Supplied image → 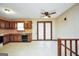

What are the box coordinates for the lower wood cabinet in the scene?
[28,33,32,42]
[3,34,10,44]
[3,33,32,45]
[9,34,21,42]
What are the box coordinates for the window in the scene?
[17,23,24,31]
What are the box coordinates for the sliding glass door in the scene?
[45,22,52,40]
[38,23,44,40]
[37,21,52,40]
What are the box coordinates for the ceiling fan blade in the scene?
[51,12,56,14]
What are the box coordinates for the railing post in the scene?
[58,39,61,56]
[75,40,78,56]
[65,40,67,56]
[70,40,72,56]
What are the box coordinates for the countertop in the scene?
[0,32,32,36]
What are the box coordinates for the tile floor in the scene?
[0,41,57,56]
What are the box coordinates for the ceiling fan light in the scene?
[2,8,16,14]
[43,16,48,18]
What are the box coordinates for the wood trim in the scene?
[58,39,79,40]
[32,40,57,41]
[44,22,45,40]
[58,39,61,56]
[37,22,39,40]
[51,21,52,40]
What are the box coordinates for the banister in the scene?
[58,39,79,56]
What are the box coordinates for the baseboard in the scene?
[32,39,57,41]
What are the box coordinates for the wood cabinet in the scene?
[25,21,32,29]
[9,34,21,42]
[3,34,10,44]
[28,33,32,42]
[0,19,32,44]
[9,21,16,29]
[0,19,5,29]
[0,19,32,30]
[0,19,10,29]
[9,33,32,42]
[5,21,10,29]
[3,33,32,45]
[14,34,21,42]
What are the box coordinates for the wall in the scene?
[55,4,79,39]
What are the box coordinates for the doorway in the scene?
[37,21,52,40]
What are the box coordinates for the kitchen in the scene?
[0,17,32,46]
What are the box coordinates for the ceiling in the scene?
[0,3,75,19]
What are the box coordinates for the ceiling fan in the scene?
[41,9,56,18]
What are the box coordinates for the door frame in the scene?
[37,21,52,40]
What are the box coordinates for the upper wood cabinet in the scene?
[0,19,10,29]
[0,19,5,29]
[25,21,32,29]
[9,21,16,29]
[5,21,10,29]
[0,19,32,30]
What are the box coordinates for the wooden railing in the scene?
[58,39,79,56]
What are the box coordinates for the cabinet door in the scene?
[0,21,5,29]
[13,35,18,41]
[5,21,10,29]
[3,35,10,44]
[28,33,32,42]
[3,36,6,44]
[14,34,21,42]
[9,22,16,29]
[9,34,14,42]
[9,22,12,29]
[9,34,21,42]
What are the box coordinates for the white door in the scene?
[45,23,51,40]
[38,23,44,40]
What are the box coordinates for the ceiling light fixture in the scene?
[43,16,49,18]
[2,8,16,14]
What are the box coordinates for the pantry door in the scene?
[37,21,52,40]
